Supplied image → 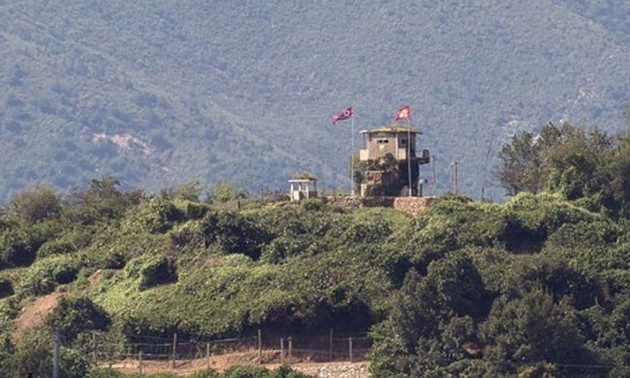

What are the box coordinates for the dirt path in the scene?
[104,352,370,377]
[11,288,64,343]
[104,352,261,375]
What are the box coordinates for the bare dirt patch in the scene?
[102,350,369,377]
[12,288,65,343]
[11,269,106,343]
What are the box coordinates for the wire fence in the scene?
[88,329,372,373]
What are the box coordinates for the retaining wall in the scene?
[325,196,437,216]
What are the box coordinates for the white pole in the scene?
[407,119,412,197]
[351,115,355,196]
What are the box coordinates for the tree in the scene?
[480,289,604,376]
[370,253,493,376]
[543,126,613,202]
[609,137,630,218]
[9,186,61,224]
[495,123,630,217]
[496,130,546,195]
[209,181,248,203]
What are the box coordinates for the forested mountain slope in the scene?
[0,1,628,202]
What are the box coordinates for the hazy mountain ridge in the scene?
[0,1,628,202]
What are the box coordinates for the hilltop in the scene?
[1,173,630,376]
[0,1,629,202]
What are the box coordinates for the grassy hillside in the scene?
[2,179,630,375]
[0,1,629,202]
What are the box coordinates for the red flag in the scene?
[394,105,411,121]
[332,106,354,124]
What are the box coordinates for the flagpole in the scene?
[407,118,412,197]
[351,115,355,196]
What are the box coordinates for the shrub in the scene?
[125,255,177,290]
[0,279,14,299]
[141,198,183,234]
[19,255,80,296]
[202,211,270,260]
[185,202,210,220]
[37,238,77,257]
[58,347,91,378]
[8,186,61,224]
[261,236,305,264]
[0,229,39,267]
[222,365,273,378]
[87,368,125,378]
[185,368,220,378]
[8,327,89,378]
[46,296,111,344]
[37,228,93,258]
[269,365,314,378]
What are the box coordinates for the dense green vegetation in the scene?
[1,124,630,376]
[1,1,629,202]
[496,122,630,218]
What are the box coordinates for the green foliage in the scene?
[88,368,126,378]
[184,368,220,378]
[496,128,546,195]
[140,198,183,234]
[221,365,273,378]
[5,177,630,376]
[0,228,37,267]
[58,347,91,378]
[7,327,89,378]
[124,255,177,290]
[201,210,271,260]
[8,185,62,224]
[93,365,310,378]
[46,296,111,344]
[210,182,248,204]
[37,227,94,258]
[0,279,14,299]
[268,365,314,378]
[185,201,211,220]
[405,199,506,267]
[63,177,142,224]
[218,365,312,378]
[480,290,605,376]
[19,255,79,296]
[370,253,492,376]
[497,123,630,218]
[161,181,204,202]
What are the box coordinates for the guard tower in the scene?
[357,126,430,197]
[289,177,318,202]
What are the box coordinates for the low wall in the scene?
[325,196,437,215]
[393,196,438,215]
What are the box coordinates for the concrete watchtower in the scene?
[357,126,430,197]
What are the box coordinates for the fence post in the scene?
[329,328,333,361]
[138,350,143,374]
[280,337,284,365]
[206,343,210,368]
[171,333,178,369]
[257,329,262,364]
[288,336,293,361]
[53,330,60,378]
[349,337,353,362]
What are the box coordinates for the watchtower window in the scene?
[377,139,389,144]
[400,138,408,146]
